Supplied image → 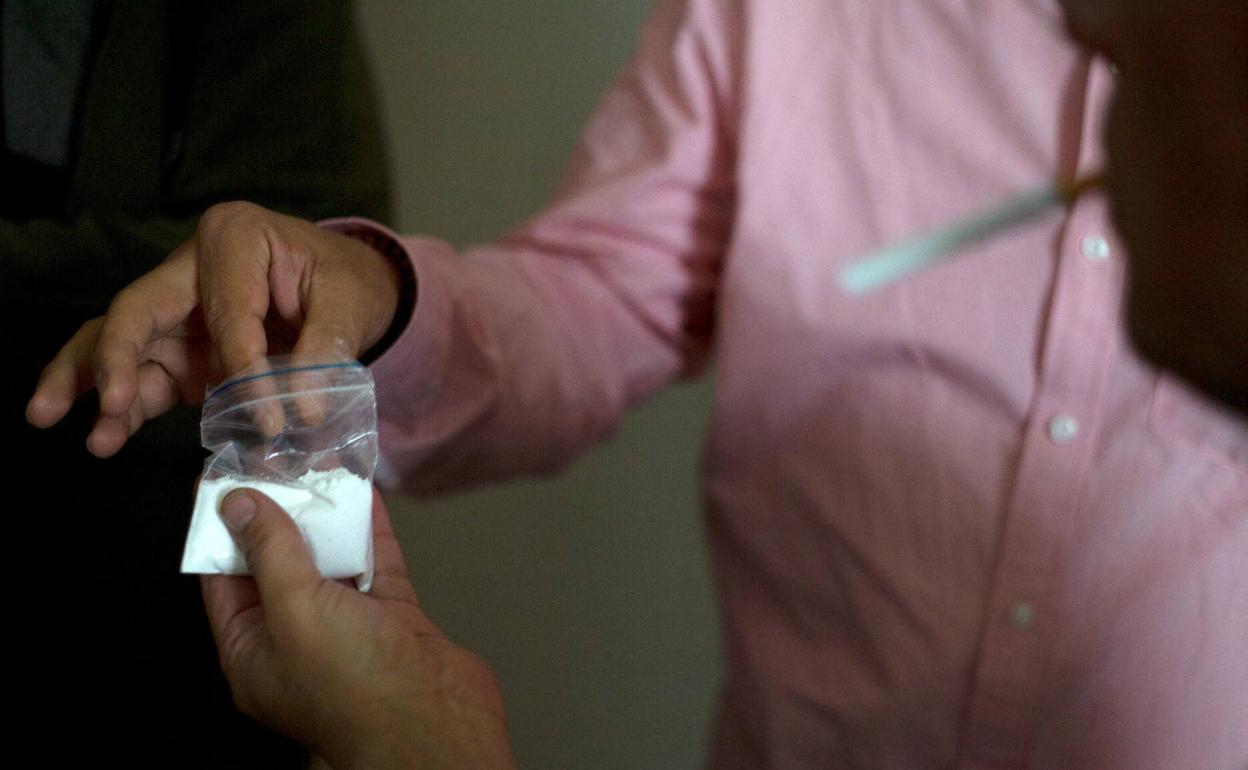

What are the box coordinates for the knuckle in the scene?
[199,300,235,332]
[106,286,144,318]
[54,318,102,363]
[217,626,251,675]
[199,200,261,234]
[200,304,263,356]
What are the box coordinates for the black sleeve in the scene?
[1,0,391,313]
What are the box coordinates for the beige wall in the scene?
[355,3,721,768]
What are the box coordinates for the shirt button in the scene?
[1009,602,1036,628]
[1048,415,1080,444]
[1081,234,1111,262]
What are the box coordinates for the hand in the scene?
[203,488,515,770]
[1060,0,1248,412]
[25,202,402,457]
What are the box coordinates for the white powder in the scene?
[182,468,374,591]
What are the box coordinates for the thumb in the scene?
[220,489,322,626]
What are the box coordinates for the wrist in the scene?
[334,697,514,770]
[319,219,418,363]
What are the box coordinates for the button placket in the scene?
[962,193,1121,766]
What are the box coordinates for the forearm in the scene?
[382,238,707,493]
[358,0,738,494]
[338,700,516,770]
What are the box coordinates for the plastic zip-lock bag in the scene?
[181,356,378,591]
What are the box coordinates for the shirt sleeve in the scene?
[329,0,741,494]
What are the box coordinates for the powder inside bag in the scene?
[182,468,373,586]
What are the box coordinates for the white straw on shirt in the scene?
[839,173,1105,296]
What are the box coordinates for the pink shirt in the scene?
[332,1,1248,766]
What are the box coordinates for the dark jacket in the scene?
[0,2,390,765]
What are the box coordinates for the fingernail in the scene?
[221,491,257,532]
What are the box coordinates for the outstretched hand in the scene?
[26,202,402,457]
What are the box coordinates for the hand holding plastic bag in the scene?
[182,356,378,590]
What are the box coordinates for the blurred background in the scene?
[355,2,721,768]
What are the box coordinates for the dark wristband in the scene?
[339,225,417,365]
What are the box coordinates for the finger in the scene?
[366,493,419,604]
[137,360,189,418]
[83,363,184,458]
[219,489,322,630]
[195,205,287,435]
[288,263,371,426]
[26,319,102,428]
[93,248,200,418]
[147,324,216,406]
[200,467,262,646]
[198,471,263,648]
[85,413,130,459]
[209,357,286,440]
[201,574,262,650]
[285,356,331,428]
[196,203,274,379]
